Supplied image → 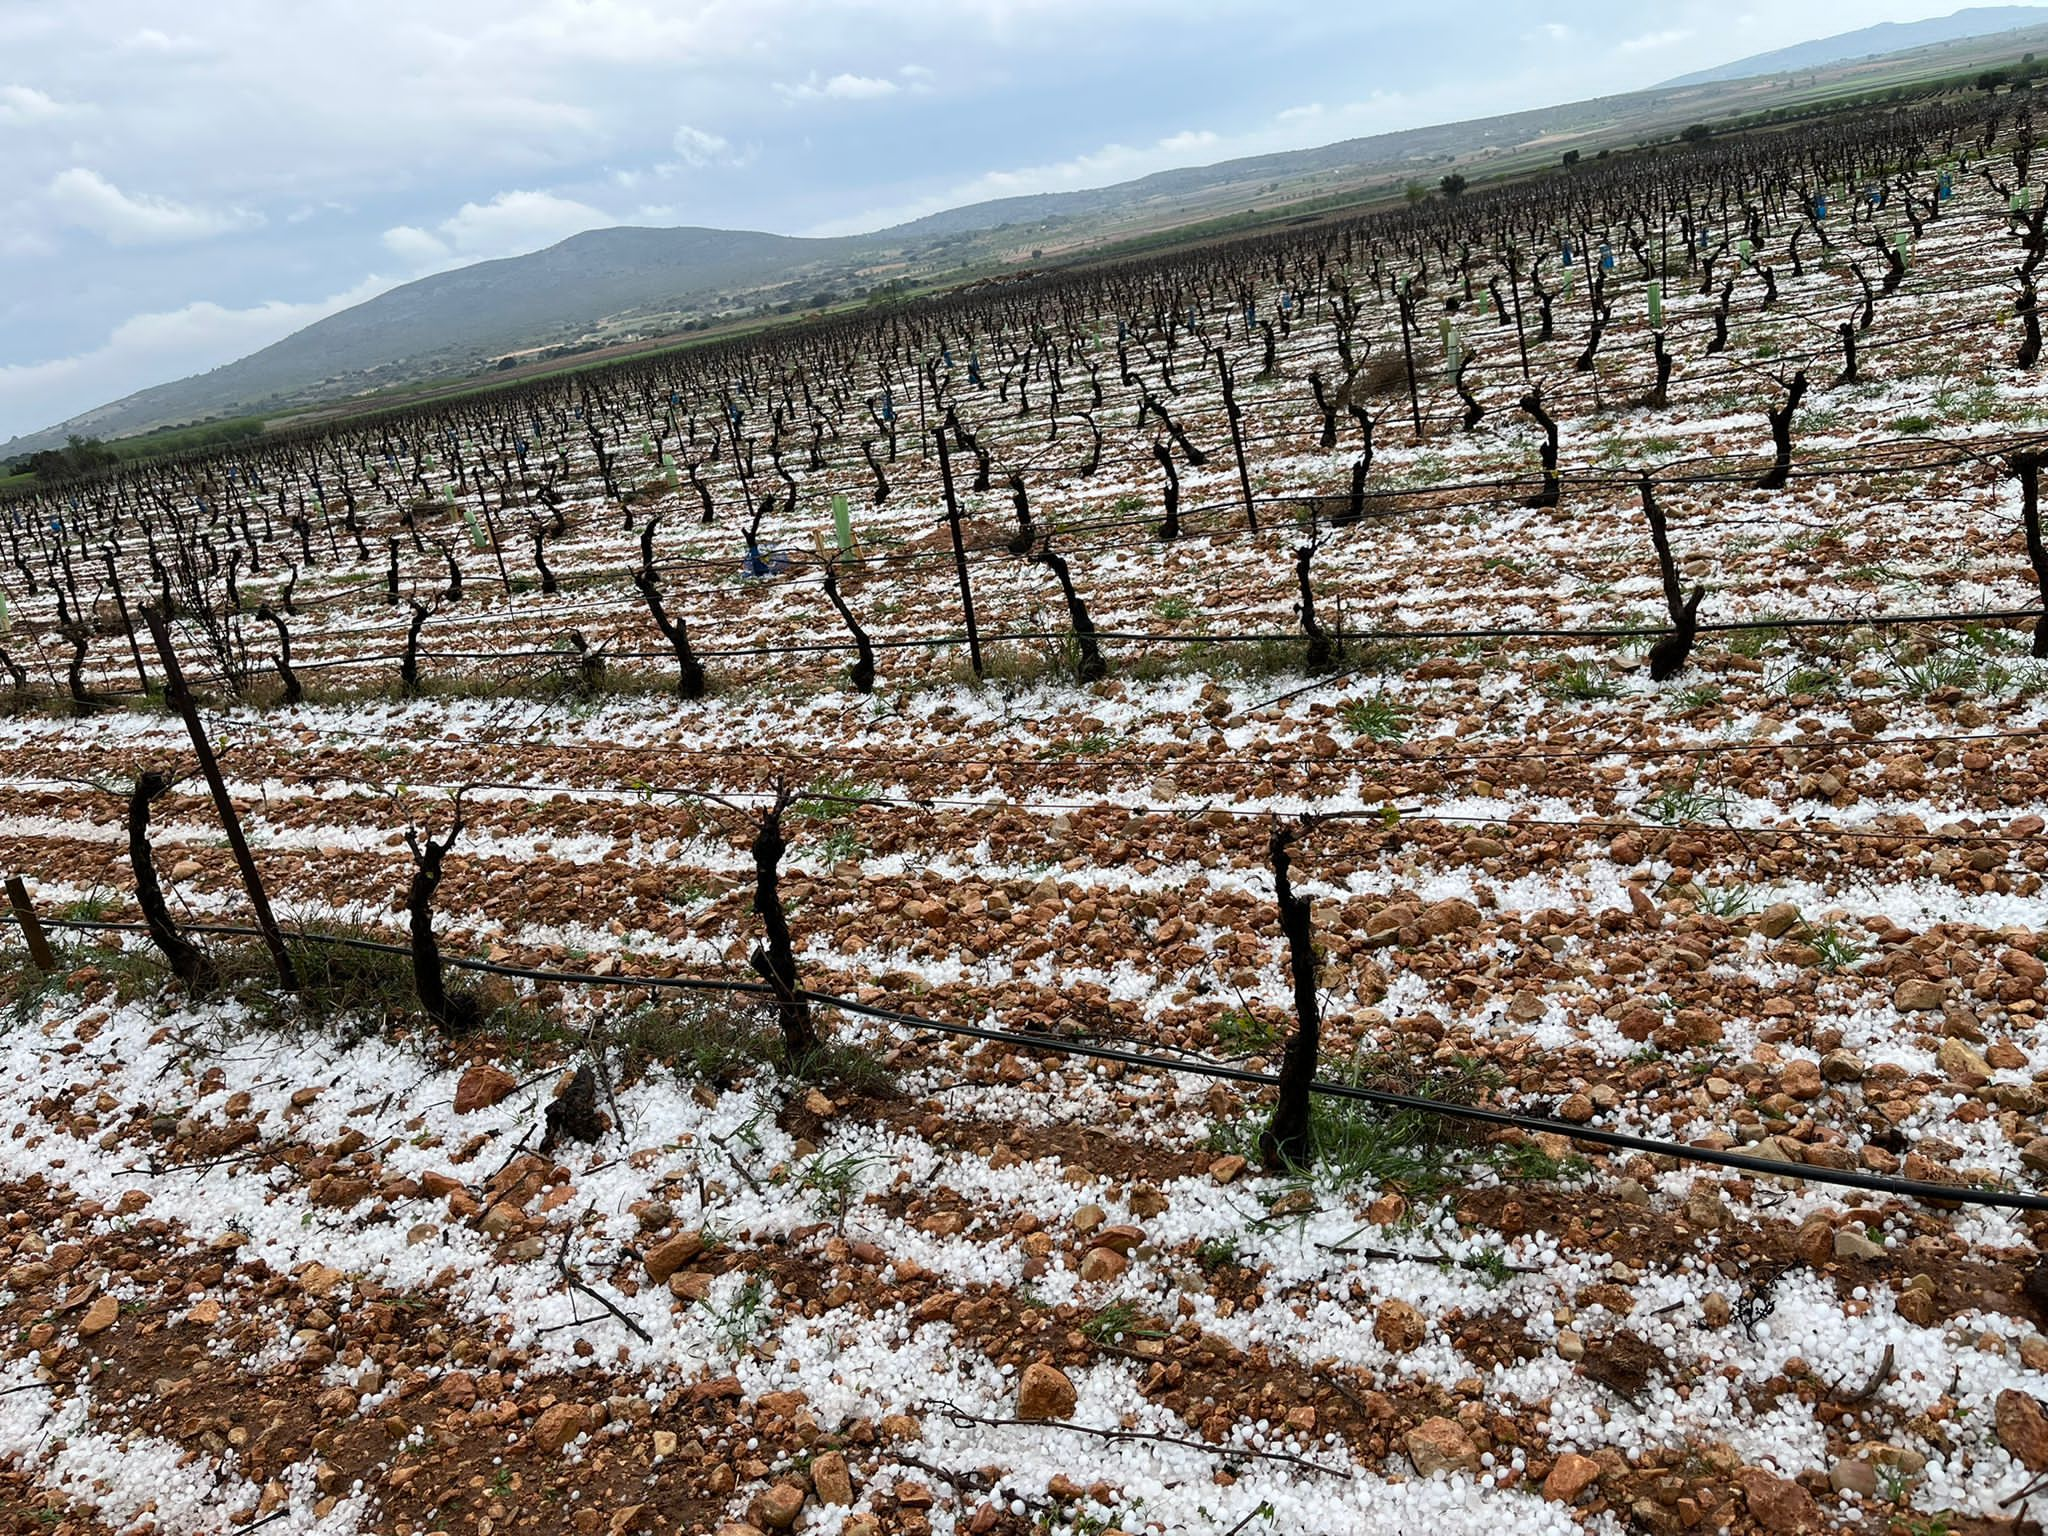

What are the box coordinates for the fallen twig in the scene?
[922,1398,1350,1479]
[145,1145,273,1178]
[1999,1466,2048,1510]
[893,1453,983,1491]
[551,1221,652,1343]
[1312,1364,1373,1416]
[707,1128,767,1197]
[473,1123,535,1197]
[1317,1241,1542,1275]
[1836,1343,1894,1405]
[561,1273,653,1343]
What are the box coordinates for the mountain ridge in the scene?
[14,8,2048,459]
[1658,5,2048,87]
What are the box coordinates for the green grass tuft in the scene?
[1339,695,1406,741]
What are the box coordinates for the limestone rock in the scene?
[751,1483,806,1531]
[78,1294,118,1337]
[811,1450,853,1506]
[532,1402,588,1454]
[1753,902,1802,940]
[643,1230,704,1285]
[1373,1299,1426,1353]
[1543,1451,1601,1502]
[1735,1467,1821,1533]
[1997,1389,2048,1471]
[1079,1246,1127,1283]
[1828,1458,1877,1497]
[1016,1362,1077,1422]
[1779,1059,1823,1100]
[1819,1049,1866,1083]
[1894,980,1946,1013]
[1937,1038,1990,1080]
[454,1063,518,1114]
[1406,1416,1480,1477]
[1897,1286,1940,1327]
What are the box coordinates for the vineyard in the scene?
[9,88,2048,1536]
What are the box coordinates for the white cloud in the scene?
[610,125,752,184]
[810,127,1223,234]
[824,73,898,99]
[0,85,82,124]
[46,168,261,246]
[284,201,352,226]
[108,279,391,353]
[673,124,734,166]
[1617,28,1693,53]
[381,188,613,270]
[0,226,56,261]
[776,72,900,102]
[119,28,205,54]
[474,2,716,65]
[0,274,397,442]
[381,225,455,267]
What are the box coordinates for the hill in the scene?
[26,227,872,450]
[1661,5,2048,87]
[14,11,2048,459]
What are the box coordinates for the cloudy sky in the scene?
[0,0,2034,442]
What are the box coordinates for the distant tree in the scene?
[1680,123,1713,144]
[1978,69,2010,92]
[1403,181,1428,204]
[1561,149,1581,168]
[23,434,119,484]
[1439,172,1469,199]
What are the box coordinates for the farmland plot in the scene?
[7,94,2048,1536]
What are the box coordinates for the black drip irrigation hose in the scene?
[23,913,2048,1213]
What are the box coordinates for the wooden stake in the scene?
[1216,350,1259,533]
[472,486,514,598]
[141,608,300,991]
[1506,246,1532,383]
[1396,283,1424,442]
[5,876,56,972]
[934,424,983,678]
